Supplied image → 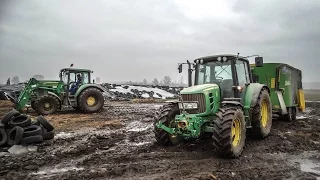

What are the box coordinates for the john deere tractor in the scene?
[14,66,105,115]
[153,54,272,158]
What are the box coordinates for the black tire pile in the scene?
[0,109,55,147]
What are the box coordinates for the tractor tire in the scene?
[34,95,60,115]
[212,106,246,158]
[0,129,8,146]
[250,88,272,139]
[153,103,182,146]
[78,88,104,113]
[7,126,24,146]
[23,125,43,137]
[8,114,31,129]
[1,109,20,128]
[37,116,54,131]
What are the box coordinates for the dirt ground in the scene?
[1,95,320,179]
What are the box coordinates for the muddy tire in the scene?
[78,88,104,113]
[37,116,54,131]
[23,125,43,137]
[20,135,43,145]
[34,95,60,115]
[0,129,8,146]
[7,126,24,146]
[250,88,272,139]
[42,128,55,140]
[212,106,246,158]
[153,103,182,146]
[1,109,20,127]
[8,114,31,129]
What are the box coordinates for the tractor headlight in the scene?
[178,102,198,109]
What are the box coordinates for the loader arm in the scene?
[15,78,39,111]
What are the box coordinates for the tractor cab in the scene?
[59,68,93,95]
[179,54,263,99]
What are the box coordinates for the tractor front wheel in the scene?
[250,88,272,139]
[212,106,246,158]
[34,95,60,115]
[153,103,182,146]
[78,88,104,113]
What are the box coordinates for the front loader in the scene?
[153,54,272,158]
[13,65,105,115]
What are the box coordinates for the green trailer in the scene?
[250,63,305,121]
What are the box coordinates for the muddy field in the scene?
[1,96,320,179]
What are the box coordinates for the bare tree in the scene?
[143,79,148,85]
[152,78,159,85]
[162,76,171,86]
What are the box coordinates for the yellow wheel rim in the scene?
[87,96,96,106]
[261,99,269,128]
[231,118,241,147]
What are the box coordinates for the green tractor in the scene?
[153,54,272,158]
[14,65,105,115]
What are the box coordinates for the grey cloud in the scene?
[0,0,319,84]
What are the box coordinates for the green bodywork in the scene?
[14,68,105,111]
[250,63,302,111]
[156,83,268,138]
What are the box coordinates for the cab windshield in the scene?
[196,61,232,85]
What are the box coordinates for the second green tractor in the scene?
[14,66,105,115]
[153,54,272,158]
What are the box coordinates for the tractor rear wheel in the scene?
[250,88,272,139]
[78,88,104,113]
[153,103,182,146]
[212,106,246,158]
[34,95,60,115]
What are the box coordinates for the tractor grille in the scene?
[181,93,206,114]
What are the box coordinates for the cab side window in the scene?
[235,61,250,86]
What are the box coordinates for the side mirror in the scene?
[178,64,182,73]
[255,57,263,67]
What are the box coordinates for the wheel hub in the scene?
[86,96,96,106]
[232,118,241,147]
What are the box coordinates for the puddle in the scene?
[55,132,75,139]
[32,166,84,175]
[300,160,320,178]
[126,121,151,132]
[296,115,308,120]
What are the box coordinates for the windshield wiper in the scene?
[212,61,231,76]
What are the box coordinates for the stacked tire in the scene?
[0,109,55,147]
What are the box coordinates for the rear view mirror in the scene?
[178,64,183,73]
[255,57,263,67]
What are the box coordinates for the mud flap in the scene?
[276,91,287,115]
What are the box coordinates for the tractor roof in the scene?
[194,54,248,63]
[60,68,92,73]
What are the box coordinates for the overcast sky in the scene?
[0,0,319,84]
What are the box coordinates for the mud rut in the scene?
[1,102,320,180]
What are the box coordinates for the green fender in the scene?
[242,83,270,126]
[243,83,270,109]
[74,84,105,98]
